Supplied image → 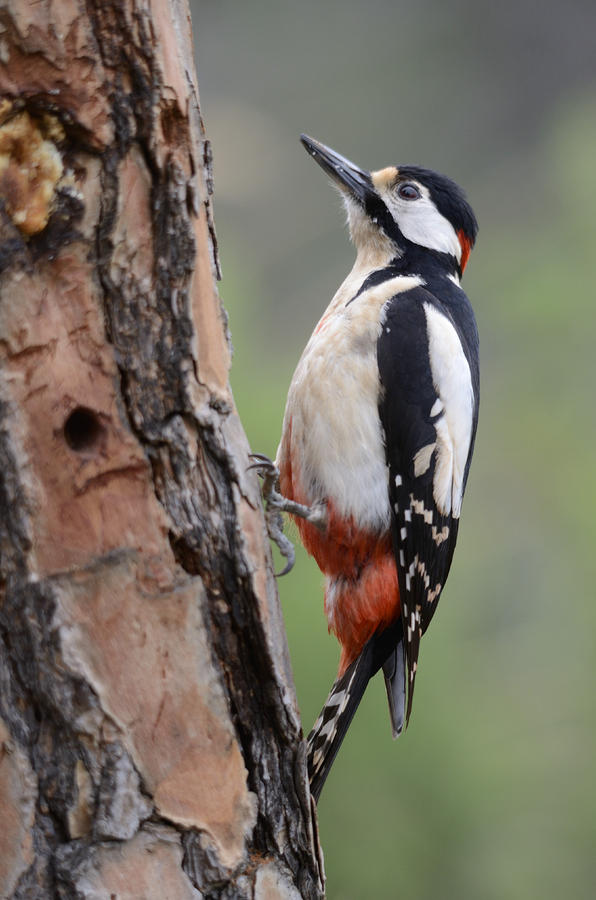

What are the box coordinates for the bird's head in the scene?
[301,134,478,277]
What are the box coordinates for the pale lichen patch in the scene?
[0,98,13,126]
[67,759,94,839]
[0,110,64,235]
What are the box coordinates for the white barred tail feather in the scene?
[308,620,403,801]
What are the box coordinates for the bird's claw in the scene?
[248,452,281,499]
[249,453,295,575]
[248,452,327,576]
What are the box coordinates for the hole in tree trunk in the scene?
[63,407,106,453]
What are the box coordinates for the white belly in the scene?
[278,273,422,532]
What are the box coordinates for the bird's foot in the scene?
[249,453,327,527]
[248,453,327,576]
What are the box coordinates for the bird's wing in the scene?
[377,284,479,722]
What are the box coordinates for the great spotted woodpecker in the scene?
[261,135,479,801]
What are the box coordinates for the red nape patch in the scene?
[458,229,473,274]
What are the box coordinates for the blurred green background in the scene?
[190,2,596,897]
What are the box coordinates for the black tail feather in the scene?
[382,637,406,738]
[307,619,403,802]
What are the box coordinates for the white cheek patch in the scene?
[382,183,462,261]
[423,302,474,517]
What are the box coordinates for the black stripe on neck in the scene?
[346,246,460,308]
[346,262,405,306]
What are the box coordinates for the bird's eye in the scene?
[397,182,421,201]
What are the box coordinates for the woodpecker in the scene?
[265,135,479,801]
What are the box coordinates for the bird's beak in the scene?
[300,134,374,206]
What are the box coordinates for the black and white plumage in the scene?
[379,277,479,722]
[274,136,479,800]
[308,619,403,800]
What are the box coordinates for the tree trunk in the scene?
[0,2,323,897]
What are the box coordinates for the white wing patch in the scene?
[423,302,474,518]
[413,442,436,476]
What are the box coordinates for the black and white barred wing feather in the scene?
[378,286,479,723]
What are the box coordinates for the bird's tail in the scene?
[307,619,403,802]
[382,636,406,738]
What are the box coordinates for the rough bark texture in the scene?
[0,2,324,897]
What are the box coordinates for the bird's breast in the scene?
[277,272,422,533]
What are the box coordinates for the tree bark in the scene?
[0,2,323,897]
